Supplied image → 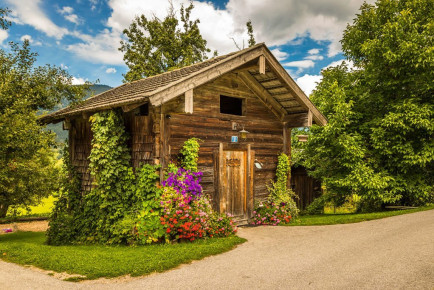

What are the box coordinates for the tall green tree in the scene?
[300,0,433,208]
[0,9,88,217]
[119,2,211,82]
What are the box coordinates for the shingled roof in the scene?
[40,43,327,126]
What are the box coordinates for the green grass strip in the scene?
[0,232,245,281]
[287,205,434,226]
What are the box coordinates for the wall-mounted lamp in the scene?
[239,127,249,139]
[254,159,263,169]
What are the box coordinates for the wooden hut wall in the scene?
[291,166,322,209]
[69,118,92,192]
[164,72,284,207]
[123,111,154,168]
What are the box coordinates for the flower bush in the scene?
[158,187,236,242]
[162,168,203,203]
[251,201,292,225]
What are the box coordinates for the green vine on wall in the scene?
[266,153,299,216]
[179,138,200,172]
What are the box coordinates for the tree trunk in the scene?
[0,203,9,218]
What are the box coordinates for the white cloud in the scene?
[106,67,117,74]
[102,0,371,62]
[90,0,98,11]
[71,76,87,85]
[0,30,8,44]
[60,63,69,70]
[19,34,42,46]
[58,6,80,24]
[67,29,124,65]
[305,54,324,61]
[226,0,372,57]
[20,34,32,42]
[58,6,74,15]
[5,0,68,39]
[284,60,315,69]
[308,48,321,55]
[271,48,289,61]
[65,14,80,24]
[296,74,322,96]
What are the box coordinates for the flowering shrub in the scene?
[157,179,237,242]
[251,201,292,225]
[162,168,203,203]
[208,213,237,237]
[160,188,206,241]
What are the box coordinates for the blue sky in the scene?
[0,0,367,95]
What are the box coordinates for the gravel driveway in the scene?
[2,210,433,290]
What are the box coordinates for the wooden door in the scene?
[218,144,254,221]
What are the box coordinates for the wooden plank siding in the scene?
[69,118,92,192]
[291,166,322,209]
[164,72,284,208]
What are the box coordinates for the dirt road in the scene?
[2,210,433,289]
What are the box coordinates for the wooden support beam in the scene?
[122,102,144,113]
[218,143,225,213]
[259,55,266,74]
[283,112,313,128]
[184,89,193,114]
[238,71,286,121]
[307,110,313,127]
[62,118,71,130]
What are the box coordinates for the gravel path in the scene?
[2,210,433,290]
[0,221,48,234]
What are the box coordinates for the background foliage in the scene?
[0,9,88,218]
[119,2,211,82]
[298,0,433,209]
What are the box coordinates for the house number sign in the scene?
[231,136,238,143]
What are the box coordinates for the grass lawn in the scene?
[6,196,56,218]
[288,205,434,226]
[0,232,245,281]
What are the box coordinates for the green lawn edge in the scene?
[287,205,434,226]
[0,232,246,281]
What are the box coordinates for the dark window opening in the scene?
[220,95,244,116]
[135,103,149,116]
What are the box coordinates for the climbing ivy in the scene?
[179,138,200,172]
[276,153,290,187]
[265,153,298,217]
[46,143,82,245]
[85,109,136,243]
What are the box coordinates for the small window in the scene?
[135,103,149,116]
[220,95,244,116]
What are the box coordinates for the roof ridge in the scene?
[40,43,267,122]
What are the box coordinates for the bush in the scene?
[304,195,326,215]
[251,201,293,225]
[158,177,236,242]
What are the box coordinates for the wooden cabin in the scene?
[41,43,327,223]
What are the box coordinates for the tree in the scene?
[0,9,88,217]
[300,0,433,208]
[246,20,256,47]
[119,2,211,82]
